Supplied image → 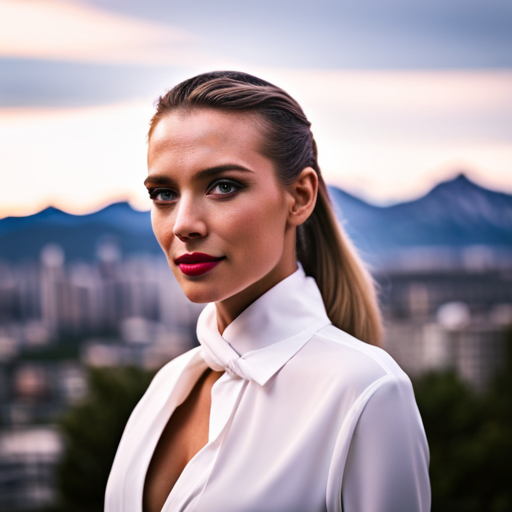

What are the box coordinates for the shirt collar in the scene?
[196,264,331,386]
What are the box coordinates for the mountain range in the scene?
[1,174,511,268]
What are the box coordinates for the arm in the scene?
[341,376,431,512]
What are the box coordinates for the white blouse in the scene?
[105,266,431,512]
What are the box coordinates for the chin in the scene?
[179,282,227,305]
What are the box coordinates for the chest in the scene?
[142,369,223,512]
[107,359,358,512]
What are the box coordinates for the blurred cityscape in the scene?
[0,247,202,511]
[0,174,511,511]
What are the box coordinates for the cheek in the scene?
[223,197,287,262]
[151,210,175,251]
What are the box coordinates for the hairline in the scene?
[148,104,279,176]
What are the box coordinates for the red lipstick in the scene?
[174,252,225,277]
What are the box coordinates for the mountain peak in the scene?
[451,173,471,184]
[434,172,477,191]
[425,173,512,205]
[423,173,500,203]
[94,201,133,213]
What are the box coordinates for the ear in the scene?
[287,167,318,227]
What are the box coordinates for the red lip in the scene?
[174,252,225,276]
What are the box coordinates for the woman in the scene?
[105,71,430,512]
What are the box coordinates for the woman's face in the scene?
[146,108,298,313]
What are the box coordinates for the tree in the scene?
[54,366,155,512]
[414,328,512,512]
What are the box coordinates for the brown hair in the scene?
[149,71,382,345]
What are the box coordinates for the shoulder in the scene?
[315,324,408,378]
[294,324,412,398]
[306,325,425,439]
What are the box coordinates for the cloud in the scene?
[0,0,212,65]
[85,0,512,68]
[0,58,184,107]
[2,1,510,218]
[256,68,512,142]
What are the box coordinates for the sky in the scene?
[0,0,511,217]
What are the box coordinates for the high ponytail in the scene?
[149,71,383,346]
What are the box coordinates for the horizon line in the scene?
[1,171,505,221]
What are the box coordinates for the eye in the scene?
[208,180,242,196]
[148,188,177,203]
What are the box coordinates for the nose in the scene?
[172,195,207,242]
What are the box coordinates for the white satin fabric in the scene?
[105,266,430,512]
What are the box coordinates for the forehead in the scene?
[148,109,266,167]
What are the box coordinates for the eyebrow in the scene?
[144,164,254,187]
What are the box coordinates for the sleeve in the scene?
[341,375,431,512]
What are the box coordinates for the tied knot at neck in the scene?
[197,304,258,382]
[195,265,332,386]
[200,342,251,381]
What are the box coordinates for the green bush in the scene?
[54,366,155,512]
[414,330,512,512]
